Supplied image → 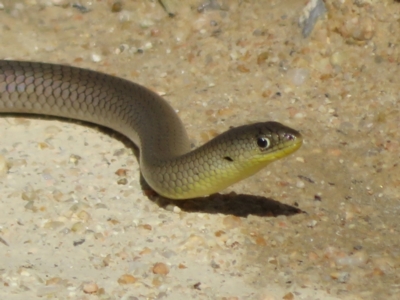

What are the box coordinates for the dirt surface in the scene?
[0,0,399,299]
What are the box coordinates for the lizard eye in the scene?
[257,137,270,149]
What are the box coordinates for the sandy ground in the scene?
[0,0,399,299]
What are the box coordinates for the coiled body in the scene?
[0,60,302,199]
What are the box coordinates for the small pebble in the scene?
[46,277,62,285]
[140,224,152,231]
[24,200,37,212]
[111,1,123,12]
[71,222,85,232]
[21,191,38,201]
[296,180,305,188]
[77,210,91,222]
[237,64,250,73]
[117,274,137,284]
[69,154,82,165]
[152,262,169,275]
[115,168,128,176]
[152,275,163,287]
[91,54,102,62]
[140,247,152,255]
[307,220,318,228]
[257,52,269,65]
[73,239,85,246]
[37,142,50,149]
[173,206,181,213]
[222,216,242,229]
[299,0,327,37]
[117,178,128,185]
[283,292,294,300]
[43,221,64,229]
[82,282,98,294]
[0,236,9,246]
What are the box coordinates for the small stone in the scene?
[115,168,128,176]
[111,1,123,12]
[37,142,50,149]
[21,191,38,201]
[178,264,187,269]
[24,200,37,212]
[46,277,62,285]
[268,257,277,265]
[71,222,85,232]
[152,276,163,287]
[222,216,242,229]
[237,64,250,73]
[140,224,152,230]
[91,54,102,62]
[82,282,98,294]
[215,230,225,237]
[152,262,169,275]
[299,0,327,37]
[102,254,112,266]
[95,203,108,209]
[307,220,318,228]
[283,292,294,300]
[77,210,91,222]
[173,206,181,213]
[217,107,234,117]
[139,247,152,255]
[51,0,69,6]
[254,235,267,246]
[257,51,269,65]
[73,239,85,246]
[296,180,305,188]
[351,17,375,41]
[117,178,128,185]
[43,221,64,229]
[108,218,120,225]
[117,274,137,284]
[69,154,82,165]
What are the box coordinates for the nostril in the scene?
[284,133,295,141]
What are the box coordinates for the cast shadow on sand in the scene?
[148,192,305,218]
